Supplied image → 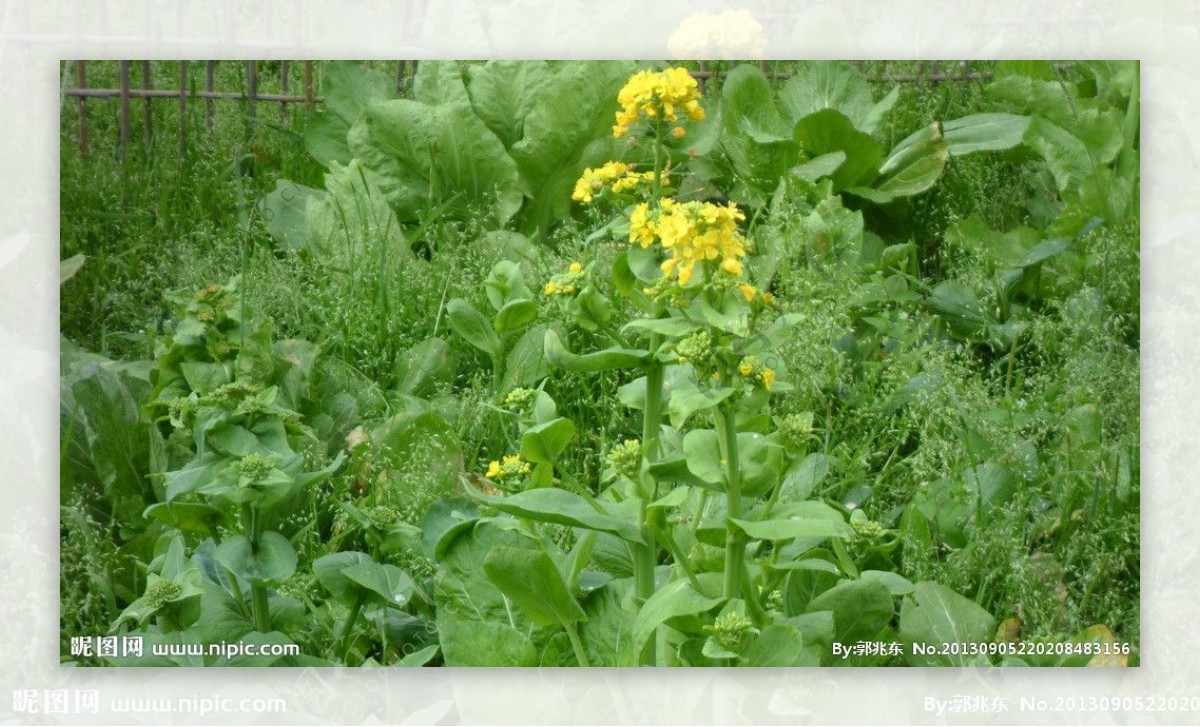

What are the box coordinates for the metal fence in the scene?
[62,60,989,161]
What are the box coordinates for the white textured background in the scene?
[1,0,1194,724]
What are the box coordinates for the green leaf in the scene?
[214,532,297,585]
[579,580,636,666]
[927,281,989,338]
[520,417,576,463]
[790,152,846,182]
[779,453,831,503]
[682,429,724,487]
[420,497,479,560]
[808,578,895,646]
[259,180,326,253]
[397,644,440,667]
[793,109,884,190]
[667,384,734,429]
[438,618,537,666]
[180,361,230,395]
[632,579,723,653]
[780,61,896,135]
[543,329,648,373]
[493,299,538,337]
[721,64,790,142]
[730,499,853,542]
[501,325,549,392]
[1023,116,1093,194]
[483,547,586,627]
[143,502,228,533]
[394,337,457,397]
[900,582,996,666]
[341,561,415,608]
[412,61,469,105]
[483,260,533,312]
[744,624,821,666]
[466,60,552,148]
[469,488,643,544]
[434,522,534,624]
[313,551,374,602]
[846,121,949,204]
[446,299,501,358]
[510,61,635,232]
[943,113,1031,156]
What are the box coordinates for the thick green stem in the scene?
[565,621,591,667]
[340,591,367,663]
[632,334,666,666]
[241,504,272,633]
[716,404,745,601]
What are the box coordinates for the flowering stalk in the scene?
[715,403,745,601]
[633,330,665,666]
[243,503,272,633]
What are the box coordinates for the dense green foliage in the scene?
[60,60,1138,667]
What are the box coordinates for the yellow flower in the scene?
[720,258,744,276]
[544,281,558,295]
[739,283,757,302]
[613,67,705,138]
[569,262,583,274]
[739,362,753,377]
[760,368,776,390]
[486,460,502,479]
[672,126,686,138]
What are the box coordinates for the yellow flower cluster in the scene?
[485,454,531,482]
[737,355,776,390]
[613,67,705,139]
[571,162,656,204]
[629,198,748,285]
[544,262,584,296]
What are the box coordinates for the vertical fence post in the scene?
[698,60,708,94]
[205,61,215,133]
[178,61,188,162]
[396,60,406,95]
[118,60,131,162]
[76,61,88,158]
[303,61,314,111]
[246,60,258,142]
[280,61,289,120]
[141,60,153,151]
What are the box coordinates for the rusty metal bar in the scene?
[303,60,313,110]
[75,61,87,158]
[698,60,708,94]
[246,60,258,139]
[205,61,214,132]
[64,88,321,102]
[178,61,188,160]
[279,60,289,119]
[118,60,130,161]
[141,60,152,150]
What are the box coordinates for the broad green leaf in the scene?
[180,361,230,395]
[780,61,896,135]
[520,417,576,463]
[468,488,643,543]
[790,152,846,182]
[466,60,552,148]
[744,624,821,666]
[510,61,635,232]
[483,260,533,312]
[621,317,700,338]
[446,299,501,358]
[143,502,228,533]
[721,64,790,142]
[483,547,586,627]
[303,61,393,165]
[214,532,297,585]
[900,582,996,666]
[927,281,989,338]
[943,113,1031,156]
[435,522,534,624]
[306,159,409,257]
[397,644,440,667]
[793,109,884,190]
[579,580,636,666]
[341,561,415,608]
[632,579,723,653]
[808,579,895,646]
[730,499,852,541]
[412,60,469,105]
[313,551,374,602]
[164,452,222,502]
[860,570,917,596]
[543,329,648,373]
[846,122,949,204]
[682,429,724,487]
[500,325,549,392]
[667,384,734,429]
[1023,116,1093,194]
[778,453,831,503]
[438,618,538,666]
[421,498,480,560]
[394,337,457,397]
[493,299,538,337]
